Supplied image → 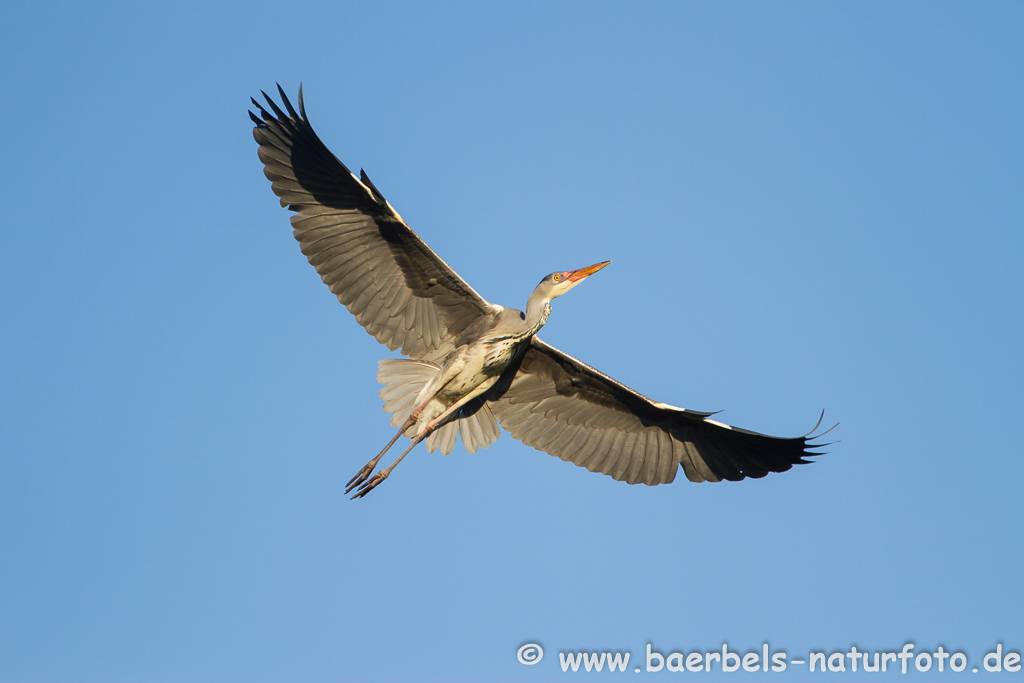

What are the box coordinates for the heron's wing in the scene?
[488,337,825,485]
[251,86,500,362]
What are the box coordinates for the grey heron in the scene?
[250,86,828,499]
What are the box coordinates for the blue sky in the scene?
[1,1,1021,681]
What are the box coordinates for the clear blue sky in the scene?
[2,1,1021,681]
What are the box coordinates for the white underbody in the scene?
[413,334,519,430]
[376,334,521,455]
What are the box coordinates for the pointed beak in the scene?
[564,260,611,283]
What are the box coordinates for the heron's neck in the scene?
[524,290,552,334]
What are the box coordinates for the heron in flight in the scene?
[251,86,827,499]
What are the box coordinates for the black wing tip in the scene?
[800,410,838,456]
[276,83,301,119]
[249,95,269,126]
[249,83,307,127]
[699,409,835,481]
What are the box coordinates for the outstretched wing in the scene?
[251,85,500,362]
[488,337,826,485]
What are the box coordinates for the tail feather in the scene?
[377,359,438,427]
[377,359,501,454]
[426,421,459,455]
[459,401,500,454]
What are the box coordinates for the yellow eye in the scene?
[553,274,561,282]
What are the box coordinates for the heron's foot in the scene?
[351,469,389,499]
[345,462,377,494]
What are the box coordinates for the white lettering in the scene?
[984,643,1003,672]
[645,644,663,672]
[846,645,860,672]
[722,644,740,672]
[606,651,630,672]
[898,643,915,673]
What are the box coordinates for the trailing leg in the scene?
[344,404,424,494]
[351,398,471,499]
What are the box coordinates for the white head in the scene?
[534,260,612,300]
[524,260,611,328]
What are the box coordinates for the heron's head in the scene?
[537,260,611,300]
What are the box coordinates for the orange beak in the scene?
[564,260,611,283]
